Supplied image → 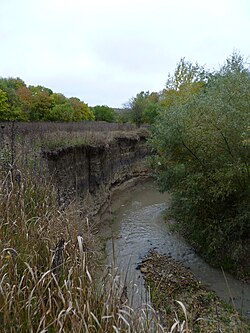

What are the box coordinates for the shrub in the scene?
[149,53,250,273]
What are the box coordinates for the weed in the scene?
[0,120,230,332]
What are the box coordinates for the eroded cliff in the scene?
[44,133,149,218]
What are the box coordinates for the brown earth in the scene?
[139,250,250,333]
[44,132,149,220]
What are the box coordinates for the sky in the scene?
[0,0,249,107]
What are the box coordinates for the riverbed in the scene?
[99,180,250,318]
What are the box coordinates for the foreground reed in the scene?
[0,125,191,333]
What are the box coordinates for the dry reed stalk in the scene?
[0,122,192,332]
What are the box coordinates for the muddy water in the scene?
[100,180,250,318]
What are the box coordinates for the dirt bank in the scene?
[44,131,149,220]
[139,250,250,332]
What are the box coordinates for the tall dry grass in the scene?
[0,121,149,154]
[0,121,190,332]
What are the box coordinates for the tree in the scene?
[0,77,25,114]
[142,103,160,124]
[126,91,161,126]
[30,91,53,120]
[127,91,149,127]
[69,98,94,121]
[91,105,115,122]
[0,89,10,120]
[48,103,74,121]
[0,77,97,122]
[160,58,207,112]
[150,54,250,272]
[16,86,33,120]
[142,92,161,124]
[29,85,53,96]
[0,78,33,120]
[50,93,67,106]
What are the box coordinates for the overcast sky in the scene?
[0,0,249,107]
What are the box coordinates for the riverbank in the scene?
[100,179,250,319]
[44,129,149,217]
[0,125,156,333]
[140,250,250,332]
[1,120,248,332]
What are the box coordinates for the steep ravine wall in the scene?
[44,134,149,218]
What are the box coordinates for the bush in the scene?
[91,105,115,122]
[150,54,250,274]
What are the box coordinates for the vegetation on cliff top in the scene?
[0,121,150,154]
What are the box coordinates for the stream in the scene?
[99,180,250,319]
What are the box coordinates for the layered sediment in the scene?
[44,133,149,218]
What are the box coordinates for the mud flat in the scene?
[140,250,250,332]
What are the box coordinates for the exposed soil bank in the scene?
[140,251,250,332]
[44,132,149,219]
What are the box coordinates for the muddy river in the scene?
[99,180,250,318]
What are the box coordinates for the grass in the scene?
[0,165,167,332]
[0,121,149,155]
[0,121,182,333]
[0,169,191,332]
[1,120,239,332]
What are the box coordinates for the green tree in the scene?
[126,91,161,126]
[48,103,74,121]
[160,58,206,111]
[0,89,10,120]
[0,77,97,122]
[142,92,161,124]
[150,54,250,272]
[69,98,94,121]
[50,93,67,106]
[30,91,53,120]
[127,91,149,127]
[29,85,53,96]
[91,105,115,122]
[0,77,26,118]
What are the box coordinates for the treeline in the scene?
[0,77,119,122]
[0,76,161,125]
[0,77,95,121]
[146,53,250,277]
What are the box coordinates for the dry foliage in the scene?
[0,122,190,332]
